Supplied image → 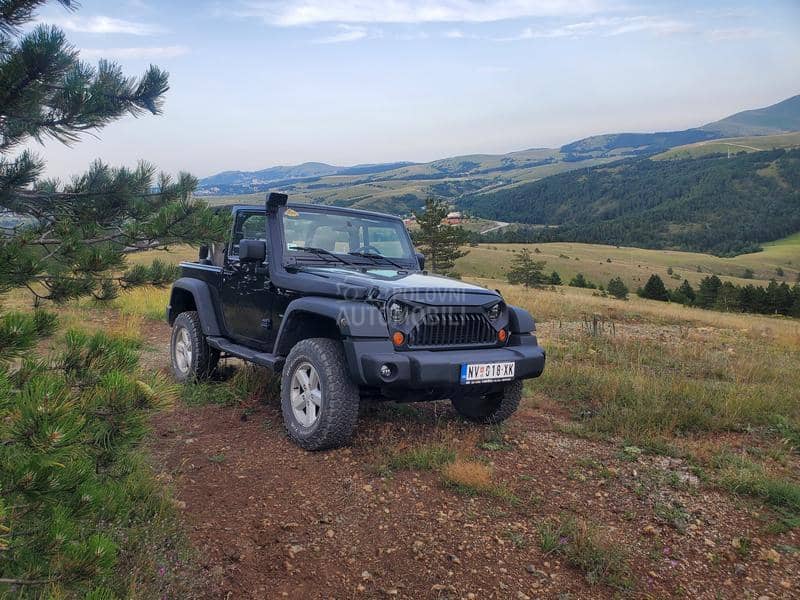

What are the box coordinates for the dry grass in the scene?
[457,233,800,288]
[111,286,171,321]
[442,458,493,491]
[479,280,800,348]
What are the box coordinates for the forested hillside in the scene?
[463,149,800,256]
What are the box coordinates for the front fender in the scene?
[507,304,535,334]
[168,278,222,336]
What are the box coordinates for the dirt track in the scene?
[141,322,798,599]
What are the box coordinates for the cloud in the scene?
[497,15,692,40]
[236,0,606,26]
[80,45,189,60]
[444,29,466,38]
[313,24,369,43]
[49,15,165,36]
[707,27,767,41]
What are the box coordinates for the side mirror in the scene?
[239,239,267,262]
[415,251,425,270]
[198,244,209,261]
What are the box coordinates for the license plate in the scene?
[460,361,515,384]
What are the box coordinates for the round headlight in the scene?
[388,301,407,324]
[487,303,502,320]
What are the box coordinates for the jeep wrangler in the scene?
[167,193,545,450]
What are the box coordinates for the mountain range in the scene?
[196,94,800,256]
[197,94,800,197]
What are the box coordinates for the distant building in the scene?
[443,211,464,225]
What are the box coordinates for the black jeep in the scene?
[167,193,545,450]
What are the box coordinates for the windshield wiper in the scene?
[348,251,405,270]
[291,246,351,265]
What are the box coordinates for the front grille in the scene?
[407,312,496,348]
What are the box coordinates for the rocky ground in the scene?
[139,319,799,600]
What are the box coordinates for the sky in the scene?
[22,0,800,179]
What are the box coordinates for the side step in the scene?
[207,337,285,372]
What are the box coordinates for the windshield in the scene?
[282,207,415,265]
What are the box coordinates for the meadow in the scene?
[654,132,800,160]
[4,236,799,596]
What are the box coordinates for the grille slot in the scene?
[407,312,496,348]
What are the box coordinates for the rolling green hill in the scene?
[653,132,800,160]
[459,148,800,256]
[199,94,799,219]
[701,94,800,136]
[559,95,800,159]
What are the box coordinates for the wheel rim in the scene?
[290,362,322,428]
[174,326,192,374]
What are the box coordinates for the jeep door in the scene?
[220,210,276,349]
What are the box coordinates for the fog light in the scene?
[392,331,405,346]
[498,329,507,342]
[380,364,393,378]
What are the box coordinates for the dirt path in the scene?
[139,324,798,599]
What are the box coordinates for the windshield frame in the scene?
[278,204,418,270]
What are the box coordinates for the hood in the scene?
[301,266,499,303]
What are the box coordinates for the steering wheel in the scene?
[352,244,382,255]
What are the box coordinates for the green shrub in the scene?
[1,325,180,598]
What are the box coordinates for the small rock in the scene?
[363,484,374,493]
[288,545,304,558]
[326,529,335,538]
[516,592,531,600]
[733,563,747,577]
[781,580,792,589]
[361,570,373,581]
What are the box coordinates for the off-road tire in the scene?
[281,338,360,451]
[451,380,523,424]
[170,311,219,382]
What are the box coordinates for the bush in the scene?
[639,274,669,301]
[607,277,628,300]
[569,273,596,289]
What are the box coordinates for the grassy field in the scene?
[457,234,800,289]
[5,239,799,596]
[654,132,800,160]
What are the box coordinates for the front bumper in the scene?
[344,334,545,388]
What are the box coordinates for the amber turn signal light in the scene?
[498,329,507,343]
[392,331,405,346]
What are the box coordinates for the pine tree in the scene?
[569,273,594,288]
[607,276,629,300]
[411,197,468,274]
[695,275,722,308]
[549,270,562,285]
[672,279,696,305]
[0,2,227,594]
[506,248,548,287]
[1,1,229,303]
[639,274,669,301]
